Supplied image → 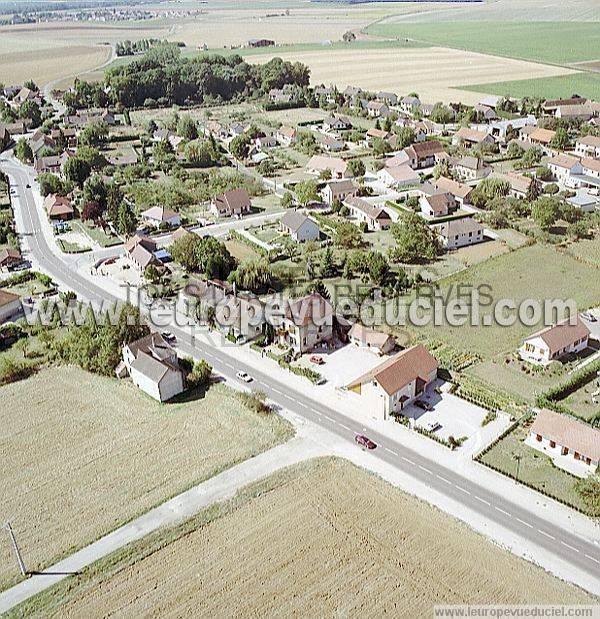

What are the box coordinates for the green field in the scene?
[461,73,600,104]
[367,21,600,65]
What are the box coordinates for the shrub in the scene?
[186,359,212,389]
[0,357,36,386]
[239,390,272,415]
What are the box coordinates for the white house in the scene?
[547,154,583,187]
[280,210,320,242]
[306,155,348,179]
[321,179,356,206]
[452,156,491,181]
[0,289,23,324]
[377,165,420,189]
[120,333,185,402]
[348,323,395,356]
[519,317,590,365]
[419,191,455,218]
[344,196,391,231]
[141,206,181,229]
[432,217,484,249]
[529,408,600,476]
[276,125,297,146]
[575,135,600,158]
[346,345,438,421]
[278,293,334,355]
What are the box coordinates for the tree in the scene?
[550,127,569,150]
[281,191,295,209]
[334,222,362,249]
[320,247,336,278]
[185,140,218,167]
[230,133,251,160]
[75,146,108,171]
[228,258,273,293]
[170,233,202,272]
[393,126,415,149]
[390,212,439,263]
[520,147,542,169]
[429,102,454,125]
[82,201,104,221]
[171,234,234,278]
[535,165,552,182]
[507,141,524,159]
[367,251,389,285]
[82,175,109,212]
[15,138,33,163]
[18,100,41,127]
[79,121,109,147]
[117,201,137,235]
[372,138,391,157]
[177,114,198,140]
[342,31,356,43]
[186,359,212,389]
[433,159,451,180]
[526,177,542,202]
[295,180,319,206]
[347,159,365,178]
[63,156,92,188]
[531,196,561,231]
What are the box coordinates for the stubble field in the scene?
[0,366,292,592]
[16,458,595,617]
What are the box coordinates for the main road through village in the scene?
[2,157,600,600]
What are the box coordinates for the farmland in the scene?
[0,367,292,591]
[14,458,594,617]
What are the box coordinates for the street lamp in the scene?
[3,521,27,576]
[512,453,522,482]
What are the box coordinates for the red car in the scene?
[309,355,324,365]
[355,434,377,450]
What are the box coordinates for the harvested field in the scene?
[250,47,575,105]
[17,458,594,617]
[0,366,292,592]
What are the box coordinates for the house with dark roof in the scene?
[210,188,252,218]
[321,179,356,206]
[0,289,23,324]
[120,333,185,402]
[344,196,391,231]
[404,140,444,170]
[346,345,438,420]
[44,194,74,220]
[0,248,22,272]
[279,292,334,355]
[519,317,590,365]
[280,210,320,242]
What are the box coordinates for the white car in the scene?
[161,331,176,343]
[236,371,253,383]
[424,421,442,433]
[581,311,597,323]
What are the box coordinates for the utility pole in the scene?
[3,521,27,576]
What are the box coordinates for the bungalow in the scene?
[543,97,586,115]
[211,188,252,218]
[278,292,334,355]
[280,210,320,242]
[0,248,22,272]
[453,127,495,148]
[527,127,556,151]
[556,104,594,122]
[575,135,600,158]
[404,140,444,170]
[153,129,184,150]
[474,104,498,121]
[276,125,297,146]
[504,171,533,199]
[324,115,352,132]
[529,408,600,475]
[519,317,590,365]
[141,206,181,229]
[344,196,391,231]
[0,289,23,324]
[566,191,599,213]
[434,176,473,207]
[120,333,185,402]
[124,233,159,272]
[377,91,398,105]
[34,152,70,174]
[547,154,583,186]
[400,96,421,115]
[364,127,390,147]
[44,194,74,220]
[385,152,410,168]
[366,101,390,118]
[318,134,345,152]
[348,323,395,356]
[313,86,336,104]
[268,89,292,105]
[452,156,491,181]
[306,155,348,179]
[255,135,278,150]
[107,151,139,167]
[419,191,455,218]
[321,179,356,206]
[432,217,484,249]
[377,164,420,189]
[346,344,438,421]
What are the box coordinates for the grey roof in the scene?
[281,210,315,233]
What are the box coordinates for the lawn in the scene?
[14,458,594,617]
[479,422,597,515]
[0,366,292,592]
[404,243,600,359]
[367,21,600,65]
[72,221,122,248]
[564,236,600,268]
[562,379,600,423]
[461,73,600,105]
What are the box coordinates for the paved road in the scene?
[2,159,600,594]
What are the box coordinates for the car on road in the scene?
[354,434,377,450]
[236,371,253,383]
[161,331,176,343]
[423,421,442,433]
[309,355,324,365]
[414,399,433,411]
[581,311,597,322]
[26,183,30,188]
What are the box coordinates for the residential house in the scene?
[318,134,344,152]
[348,323,395,356]
[566,191,599,213]
[346,344,438,420]
[324,115,352,132]
[556,104,594,122]
[547,154,583,186]
[366,101,390,118]
[488,115,536,142]
[0,289,23,324]
[344,196,391,231]
[452,156,491,181]
[280,210,320,242]
[278,292,334,355]
[525,127,556,152]
[432,217,484,249]
[385,152,410,168]
[434,176,473,207]
[575,135,600,158]
[313,86,336,104]
[581,157,600,181]
[268,89,292,105]
[364,127,390,147]
[171,226,193,242]
[503,171,534,199]
[50,127,77,148]
[404,140,444,170]
[321,179,356,206]
[205,120,228,140]
[377,164,420,189]
[13,87,40,106]
[248,38,275,48]
[0,248,22,272]
[2,120,29,135]
[124,233,160,272]
[153,129,184,150]
[474,104,498,121]
[453,127,495,148]
[377,91,398,105]
[478,95,503,110]
[141,205,181,229]
[419,191,455,218]
[107,151,139,167]
[519,317,590,365]
[44,194,74,220]
[34,152,70,174]
[306,155,348,179]
[210,188,252,218]
[215,293,266,343]
[412,120,435,143]
[120,333,185,402]
[529,408,600,474]
[0,125,12,151]
[255,135,278,150]
[543,97,586,115]
[400,96,421,115]
[276,125,297,146]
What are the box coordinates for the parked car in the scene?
[309,355,324,365]
[414,399,433,411]
[581,311,597,322]
[424,421,442,433]
[355,434,377,450]
[26,183,31,189]
[236,371,253,383]
[161,331,176,343]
